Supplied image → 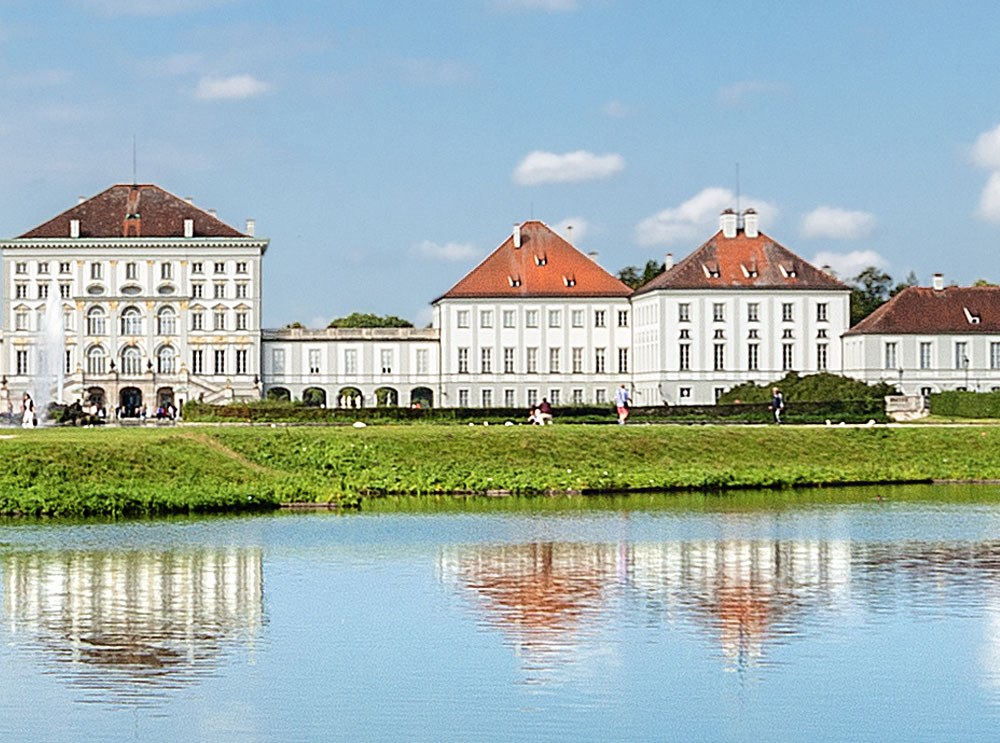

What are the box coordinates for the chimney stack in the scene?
[588,251,599,264]
[69,219,80,238]
[77,196,85,205]
[208,209,217,217]
[720,209,738,238]
[185,196,193,205]
[184,219,194,238]
[932,273,944,291]
[743,208,759,238]
[245,218,256,237]
[513,223,521,249]
[665,253,674,271]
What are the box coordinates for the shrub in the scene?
[718,372,896,405]
[930,390,1000,418]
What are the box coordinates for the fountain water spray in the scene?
[34,299,66,421]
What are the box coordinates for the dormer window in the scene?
[563,276,576,287]
[508,276,521,288]
[779,264,797,278]
[534,254,547,266]
[964,307,982,324]
[702,263,720,278]
[740,264,758,278]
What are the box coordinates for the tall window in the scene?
[59,283,70,298]
[817,344,828,371]
[884,342,897,370]
[16,350,28,375]
[782,303,794,322]
[161,262,172,280]
[344,349,357,374]
[527,389,538,407]
[157,307,176,335]
[679,344,690,371]
[572,389,583,404]
[120,307,141,335]
[15,284,27,299]
[192,311,204,331]
[458,348,469,373]
[713,303,725,322]
[236,261,247,273]
[549,389,560,406]
[594,310,606,327]
[381,349,393,374]
[481,389,493,408]
[678,303,690,322]
[480,310,493,328]
[617,310,629,327]
[236,283,248,299]
[782,343,794,371]
[214,282,226,299]
[416,349,428,374]
[748,344,759,371]
[504,347,515,373]
[38,283,49,299]
[747,303,759,322]
[526,347,538,373]
[214,311,226,331]
[481,347,492,373]
[458,389,469,407]
[59,262,71,273]
[236,349,248,374]
[90,262,103,280]
[549,310,561,328]
[272,348,286,374]
[157,346,176,374]
[192,262,203,274]
[121,346,141,375]
[594,348,606,374]
[549,347,560,373]
[457,310,470,328]
[86,346,106,375]
[15,309,28,331]
[87,307,104,335]
[214,262,225,274]
[505,389,516,407]
[192,283,203,299]
[618,348,628,373]
[571,309,584,328]
[214,349,226,375]
[920,342,932,370]
[236,312,248,330]
[526,310,539,328]
[572,347,583,373]
[192,349,204,374]
[955,342,968,370]
[713,344,725,371]
[817,303,828,322]
[502,310,516,328]
[309,349,321,374]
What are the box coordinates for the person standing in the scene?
[770,386,785,424]
[614,384,631,425]
[21,393,35,428]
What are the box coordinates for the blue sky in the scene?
[2,0,1000,326]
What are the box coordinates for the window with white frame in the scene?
[161,262,172,280]
[121,346,141,375]
[16,350,28,375]
[571,309,584,327]
[236,261,247,274]
[678,303,690,322]
[236,349,248,374]
[214,282,226,299]
[572,388,583,404]
[594,310,605,327]
[748,344,759,371]
[15,284,27,299]
[309,349,321,374]
[920,342,932,370]
[126,262,137,280]
[236,283,248,298]
[344,349,357,374]
[37,284,48,299]
[214,349,226,375]
[272,348,286,374]
[481,389,493,408]
[192,349,204,374]
[817,343,828,371]
[380,349,393,374]
[526,310,539,328]
[549,309,561,328]
[747,303,759,322]
[480,310,493,328]
[481,347,492,373]
[156,307,176,335]
[503,347,515,373]
[157,346,177,374]
[15,262,26,274]
[956,342,968,370]
[549,389,560,405]
[572,347,583,373]
[617,310,628,327]
[817,303,828,322]
[236,312,248,330]
[457,310,470,328]
[502,310,515,328]
[90,262,103,280]
[527,389,538,407]
[192,262,203,274]
[782,303,794,322]
[14,309,28,331]
[87,306,106,335]
[214,262,225,274]
[59,283,70,298]
[458,348,469,373]
[192,311,204,331]
[596,388,606,404]
[594,347,605,373]
[713,344,724,371]
[120,307,141,335]
[192,283,203,299]
[782,343,794,371]
[416,349,428,374]
[618,347,628,373]
[884,342,897,370]
[712,303,725,322]
[549,347,560,373]
[526,347,538,373]
[38,262,48,274]
[504,389,515,407]
[458,389,469,407]
[213,310,226,331]
[679,344,690,371]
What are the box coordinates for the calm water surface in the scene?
[3,485,1000,741]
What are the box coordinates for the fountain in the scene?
[32,299,66,422]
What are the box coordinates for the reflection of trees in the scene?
[2,547,263,704]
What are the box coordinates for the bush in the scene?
[718,372,896,405]
[930,390,1000,418]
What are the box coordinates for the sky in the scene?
[2,1,1000,327]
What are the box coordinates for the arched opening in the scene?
[120,306,142,336]
[157,345,177,374]
[86,386,106,409]
[119,387,142,417]
[157,306,177,335]
[156,387,176,417]
[374,387,398,407]
[86,345,107,375]
[266,387,291,402]
[409,387,433,408]
[121,345,142,376]
[86,306,106,336]
[302,387,326,407]
[337,387,363,408]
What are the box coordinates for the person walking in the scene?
[770,386,785,424]
[614,384,631,425]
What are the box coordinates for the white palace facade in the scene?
[1,183,994,414]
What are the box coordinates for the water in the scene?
[3,485,1000,741]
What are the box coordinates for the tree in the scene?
[850,266,893,326]
[973,278,998,287]
[890,270,919,297]
[328,312,413,328]
[284,321,305,329]
[616,259,665,290]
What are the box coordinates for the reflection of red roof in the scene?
[846,286,1000,334]
[634,229,847,293]
[437,221,632,300]
[18,184,246,239]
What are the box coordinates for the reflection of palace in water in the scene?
[442,537,1000,680]
[1,547,263,702]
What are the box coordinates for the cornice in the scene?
[0,237,270,253]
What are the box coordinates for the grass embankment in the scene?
[3,425,1000,517]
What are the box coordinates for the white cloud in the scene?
[513,150,624,186]
[493,0,578,11]
[972,124,1000,170]
[799,206,877,240]
[552,217,589,243]
[717,80,793,108]
[634,187,778,245]
[194,74,271,100]
[977,171,1000,222]
[810,250,888,280]
[415,240,479,262]
[601,100,631,118]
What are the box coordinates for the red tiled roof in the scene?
[17,184,247,238]
[634,229,848,293]
[436,221,632,300]
[846,286,1000,334]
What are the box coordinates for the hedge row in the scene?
[182,398,886,424]
[930,390,1000,418]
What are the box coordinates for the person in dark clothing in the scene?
[770,387,785,424]
[537,398,553,424]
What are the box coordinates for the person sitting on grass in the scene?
[537,398,553,425]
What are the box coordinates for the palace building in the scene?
[0,183,985,414]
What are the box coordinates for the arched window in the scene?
[121,345,142,375]
[121,306,142,336]
[157,306,177,335]
[86,345,106,375]
[86,306,106,335]
[157,345,176,374]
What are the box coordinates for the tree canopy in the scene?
[718,372,897,405]
[616,259,665,289]
[849,267,919,326]
[328,312,413,328]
